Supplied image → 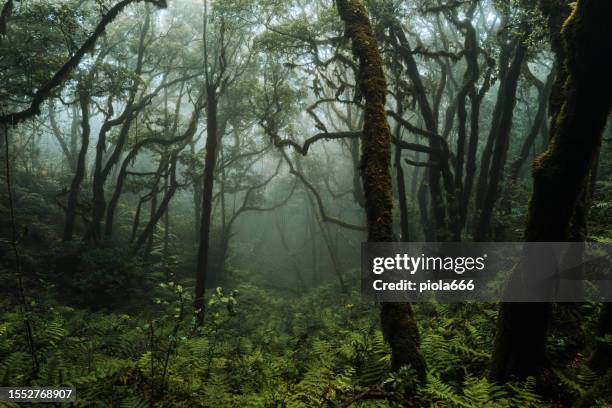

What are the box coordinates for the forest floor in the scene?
[0,179,610,407]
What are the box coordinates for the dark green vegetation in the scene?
[1,0,611,406]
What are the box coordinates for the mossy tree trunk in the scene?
[538,0,572,128]
[509,67,554,180]
[490,0,612,383]
[335,0,426,381]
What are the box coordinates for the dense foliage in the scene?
[1,0,611,406]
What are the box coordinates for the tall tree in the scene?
[335,0,426,381]
[194,0,255,324]
[490,0,612,382]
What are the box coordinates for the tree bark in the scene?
[591,303,612,375]
[62,89,90,242]
[473,31,513,221]
[538,0,572,129]
[490,0,612,382]
[90,8,150,243]
[461,65,493,230]
[509,67,554,180]
[474,41,527,241]
[134,155,179,251]
[194,85,219,325]
[336,0,426,381]
[48,102,76,171]
[394,94,409,242]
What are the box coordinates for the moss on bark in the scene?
[335,0,426,381]
[491,0,612,383]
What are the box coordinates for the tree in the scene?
[335,0,426,382]
[194,0,257,324]
[490,0,612,383]
[0,0,167,127]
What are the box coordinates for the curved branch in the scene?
[394,137,443,155]
[405,158,439,167]
[264,122,360,155]
[386,109,447,144]
[279,150,365,232]
[265,123,439,157]
[229,165,297,229]
[0,0,167,127]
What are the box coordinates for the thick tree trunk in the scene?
[336,0,426,381]
[591,303,612,375]
[63,90,90,242]
[538,0,572,129]
[525,0,611,241]
[194,85,219,325]
[490,0,612,382]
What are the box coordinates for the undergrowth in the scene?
[1,275,606,407]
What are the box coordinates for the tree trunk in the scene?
[473,33,513,225]
[63,89,90,242]
[461,67,493,231]
[591,303,612,375]
[143,183,158,258]
[89,9,150,243]
[394,95,409,242]
[490,0,612,382]
[417,175,433,241]
[473,41,527,241]
[194,85,219,325]
[48,101,76,171]
[308,196,319,286]
[351,137,365,208]
[510,67,554,180]
[538,0,572,129]
[336,0,426,381]
[135,157,179,252]
[450,8,478,240]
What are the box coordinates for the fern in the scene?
[507,377,544,407]
[552,366,597,397]
[120,395,150,408]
